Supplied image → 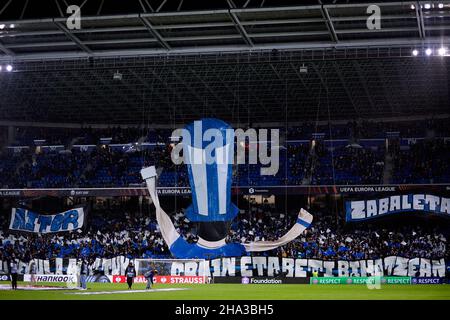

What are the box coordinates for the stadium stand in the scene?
[1,118,449,188]
[1,201,448,263]
[1,1,450,304]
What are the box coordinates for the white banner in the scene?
[346,194,450,222]
[1,256,446,278]
[9,207,85,233]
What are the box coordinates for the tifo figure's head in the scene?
[182,118,238,242]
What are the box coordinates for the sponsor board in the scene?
[311,277,344,285]
[110,275,145,283]
[215,277,309,284]
[69,190,90,196]
[339,186,397,194]
[109,275,205,284]
[412,277,446,284]
[249,278,283,284]
[0,191,21,196]
[310,277,411,285]
[157,188,191,195]
[24,274,77,283]
[0,274,10,281]
[0,185,448,198]
[381,276,411,284]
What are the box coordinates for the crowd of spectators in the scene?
[0,118,449,188]
[1,201,448,265]
[230,203,448,261]
[0,147,168,188]
[311,143,384,185]
[282,212,448,261]
[392,138,450,184]
[0,207,170,263]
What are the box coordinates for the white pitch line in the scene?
[0,285,77,291]
[66,288,189,295]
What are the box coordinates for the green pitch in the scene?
[0,281,449,300]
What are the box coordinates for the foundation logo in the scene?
[250,278,283,284]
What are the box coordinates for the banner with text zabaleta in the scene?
[9,207,85,234]
[345,194,450,222]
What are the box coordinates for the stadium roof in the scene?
[0,1,449,124]
[1,1,450,61]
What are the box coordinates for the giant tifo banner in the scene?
[9,207,85,233]
[345,194,450,222]
[0,256,446,278]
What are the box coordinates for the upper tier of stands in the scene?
[0,118,449,188]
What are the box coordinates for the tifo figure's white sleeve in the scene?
[141,166,180,248]
[243,208,313,252]
[141,166,313,253]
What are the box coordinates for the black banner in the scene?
[0,184,449,197]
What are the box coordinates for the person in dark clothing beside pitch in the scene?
[9,256,18,290]
[144,269,158,290]
[80,259,89,290]
[125,261,136,290]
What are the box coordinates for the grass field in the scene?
[0,281,449,300]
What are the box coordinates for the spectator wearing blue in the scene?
[144,269,157,290]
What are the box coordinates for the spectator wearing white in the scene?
[28,259,36,287]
